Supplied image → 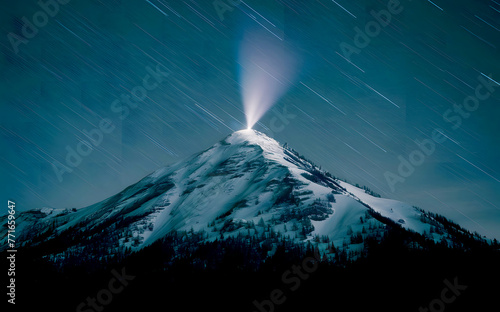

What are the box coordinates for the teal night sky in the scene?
[1,0,499,239]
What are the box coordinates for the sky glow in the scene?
[238,31,298,129]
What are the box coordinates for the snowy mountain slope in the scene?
[1,130,472,259]
[338,181,430,233]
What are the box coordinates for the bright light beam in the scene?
[238,31,298,129]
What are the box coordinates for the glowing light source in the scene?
[238,31,298,130]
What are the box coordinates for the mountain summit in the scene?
[2,130,486,260]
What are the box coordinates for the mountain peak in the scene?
[226,128,271,144]
[225,129,283,157]
[5,127,488,260]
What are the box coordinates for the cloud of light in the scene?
[238,32,298,129]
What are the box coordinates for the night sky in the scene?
[1,0,499,239]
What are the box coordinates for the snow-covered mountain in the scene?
[1,130,481,261]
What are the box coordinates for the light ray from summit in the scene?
[238,31,298,129]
